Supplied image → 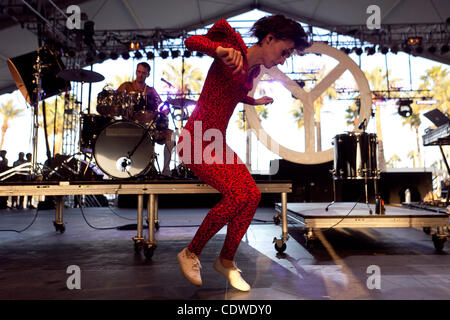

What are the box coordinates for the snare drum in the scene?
[132,110,159,125]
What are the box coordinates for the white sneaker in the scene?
[177,248,202,286]
[213,258,251,292]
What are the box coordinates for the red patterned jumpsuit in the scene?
[178,19,261,261]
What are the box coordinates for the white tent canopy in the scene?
[0,0,449,95]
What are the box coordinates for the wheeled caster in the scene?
[304,229,316,250]
[155,221,160,231]
[273,237,286,253]
[143,244,157,259]
[134,241,143,253]
[53,221,65,233]
[423,227,431,235]
[305,239,315,250]
[274,242,287,253]
[432,234,446,252]
[273,215,281,225]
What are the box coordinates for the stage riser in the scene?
[265,160,432,205]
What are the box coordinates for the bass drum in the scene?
[93,121,155,178]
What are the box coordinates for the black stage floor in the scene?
[0,204,449,300]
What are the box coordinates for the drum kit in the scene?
[5,45,197,181]
[55,70,197,180]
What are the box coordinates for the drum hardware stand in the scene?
[0,48,44,181]
[362,168,374,215]
[325,169,337,211]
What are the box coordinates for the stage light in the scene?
[427,46,437,54]
[295,80,306,88]
[339,47,349,54]
[365,46,376,55]
[407,37,421,46]
[85,53,94,65]
[97,51,106,61]
[401,43,412,53]
[380,46,389,54]
[390,45,399,54]
[160,50,169,59]
[134,50,142,59]
[196,52,204,57]
[171,49,180,58]
[355,48,363,56]
[441,45,449,54]
[146,51,155,59]
[83,20,95,48]
[396,99,413,117]
[121,52,130,60]
[110,52,119,60]
[183,50,192,58]
[129,42,140,50]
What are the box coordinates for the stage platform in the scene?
[1,206,450,300]
[0,179,292,258]
[275,202,449,252]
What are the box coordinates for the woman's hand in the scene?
[254,96,274,105]
[215,46,245,75]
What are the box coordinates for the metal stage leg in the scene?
[147,194,156,245]
[142,194,157,259]
[281,192,289,243]
[132,195,145,252]
[53,196,65,233]
[273,192,289,253]
[154,195,159,230]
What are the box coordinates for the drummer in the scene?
[117,62,175,177]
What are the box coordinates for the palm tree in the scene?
[162,61,205,129]
[364,67,391,171]
[162,61,204,98]
[418,66,449,115]
[39,97,65,155]
[0,100,25,149]
[401,103,422,167]
[108,75,132,90]
[290,99,304,129]
[407,150,417,168]
[386,154,401,168]
[345,99,360,127]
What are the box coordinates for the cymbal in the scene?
[167,98,196,108]
[58,69,105,83]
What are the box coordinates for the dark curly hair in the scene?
[250,15,310,51]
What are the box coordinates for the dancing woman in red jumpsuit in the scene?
[177,15,309,291]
